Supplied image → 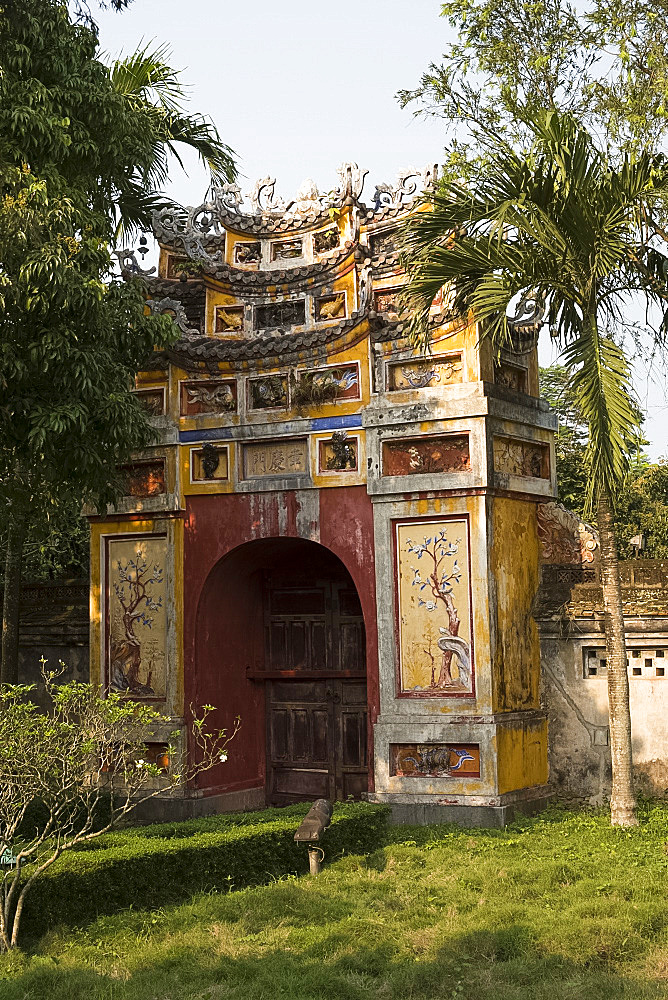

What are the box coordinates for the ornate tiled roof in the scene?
[145,164,438,266]
[198,242,358,288]
[144,310,405,372]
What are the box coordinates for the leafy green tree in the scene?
[0,0,236,682]
[0,661,238,951]
[613,463,668,558]
[400,111,668,826]
[399,0,668,177]
[539,365,590,517]
[539,364,650,526]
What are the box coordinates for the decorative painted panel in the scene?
[374,289,402,314]
[396,518,474,695]
[180,379,236,415]
[387,356,463,391]
[106,535,167,700]
[255,300,305,330]
[271,238,303,262]
[191,444,229,482]
[119,460,166,497]
[318,432,358,472]
[494,436,549,478]
[248,374,288,410]
[293,363,359,408]
[494,362,527,393]
[214,305,244,333]
[313,227,338,254]
[315,293,346,321]
[390,743,480,777]
[233,241,261,266]
[382,435,470,477]
[242,438,308,479]
[133,388,165,416]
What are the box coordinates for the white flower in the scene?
[219,752,228,763]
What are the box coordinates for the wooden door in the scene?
[263,576,367,803]
[266,679,367,803]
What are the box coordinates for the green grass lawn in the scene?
[1,803,668,1000]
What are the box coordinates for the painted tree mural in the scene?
[109,542,166,697]
[398,522,473,694]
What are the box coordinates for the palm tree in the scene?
[400,111,668,826]
[108,41,237,230]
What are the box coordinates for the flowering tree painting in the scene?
[108,537,167,699]
[397,520,473,694]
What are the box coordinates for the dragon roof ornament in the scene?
[150,162,440,259]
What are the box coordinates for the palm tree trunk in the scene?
[1,514,26,685]
[597,488,637,827]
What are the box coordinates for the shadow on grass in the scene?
[3,925,663,1000]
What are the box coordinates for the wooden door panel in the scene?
[340,708,367,767]
[290,709,310,761]
[272,767,330,800]
[341,771,368,799]
[340,678,367,705]
[312,708,329,762]
[270,708,289,760]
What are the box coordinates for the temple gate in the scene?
[89,164,557,825]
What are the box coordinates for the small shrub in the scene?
[20,801,389,942]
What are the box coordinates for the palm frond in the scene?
[400,108,668,499]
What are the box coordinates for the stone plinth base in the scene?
[126,785,266,825]
[366,787,552,829]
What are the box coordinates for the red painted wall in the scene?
[184,486,379,798]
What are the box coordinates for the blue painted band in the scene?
[310,414,363,431]
[179,428,234,443]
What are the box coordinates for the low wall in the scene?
[14,580,89,705]
[537,562,668,803]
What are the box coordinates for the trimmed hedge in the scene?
[20,801,389,941]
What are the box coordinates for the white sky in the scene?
[96,0,668,459]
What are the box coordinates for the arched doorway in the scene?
[195,538,368,805]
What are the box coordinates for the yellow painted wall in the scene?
[489,496,542,713]
[496,718,548,793]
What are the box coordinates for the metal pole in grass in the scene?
[293,799,333,875]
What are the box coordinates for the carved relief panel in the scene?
[119,460,166,497]
[133,388,165,416]
[493,437,549,479]
[214,305,244,334]
[318,432,359,473]
[382,435,470,476]
[390,743,480,777]
[387,356,463,391]
[248,375,288,410]
[191,444,229,482]
[180,380,237,416]
[395,518,474,696]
